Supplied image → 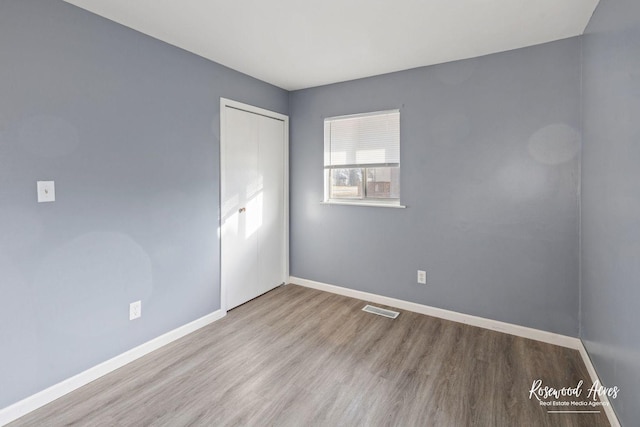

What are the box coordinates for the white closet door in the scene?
[221,102,287,311]
[257,115,285,293]
[222,107,260,310]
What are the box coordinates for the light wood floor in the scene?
[11,285,610,426]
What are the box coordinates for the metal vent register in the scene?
[362,305,400,319]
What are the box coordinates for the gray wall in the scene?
[581,0,640,424]
[290,38,582,336]
[0,0,288,408]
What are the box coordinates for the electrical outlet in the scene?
[129,300,141,320]
[417,270,427,285]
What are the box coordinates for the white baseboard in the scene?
[289,276,581,349]
[0,309,226,426]
[577,343,621,427]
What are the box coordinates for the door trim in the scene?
[219,98,289,313]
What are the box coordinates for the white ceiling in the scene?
[64,0,600,91]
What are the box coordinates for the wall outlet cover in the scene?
[129,301,141,320]
[417,270,427,284]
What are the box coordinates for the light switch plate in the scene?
[37,181,55,203]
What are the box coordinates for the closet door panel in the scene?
[221,107,260,310]
[257,115,286,293]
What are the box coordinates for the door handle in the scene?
[239,207,246,213]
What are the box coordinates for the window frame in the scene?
[323,110,404,208]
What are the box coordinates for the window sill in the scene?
[321,200,406,209]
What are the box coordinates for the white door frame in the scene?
[219,98,289,313]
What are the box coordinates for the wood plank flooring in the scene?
[10,285,611,426]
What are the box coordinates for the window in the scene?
[324,110,401,207]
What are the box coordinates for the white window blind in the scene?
[324,110,400,168]
[323,110,402,206]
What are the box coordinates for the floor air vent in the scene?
[362,305,400,319]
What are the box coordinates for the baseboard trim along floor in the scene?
[289,276,620,427]
[0,309,226,426]
[289,276,580,348]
